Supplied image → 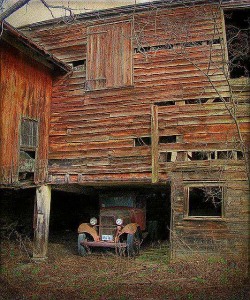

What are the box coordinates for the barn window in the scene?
[225,9,250,78]
[19,118,38,179]
[159,135,177,143]
[134,137,151,146]
[20,118,38,149]
[69,59,86,71]
[187,186,223,218]
[86,21,132,91]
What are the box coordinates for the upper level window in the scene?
[20,118,38,150]
[225,9,250,78]
[19,118,38,179]
[86,21,133,91]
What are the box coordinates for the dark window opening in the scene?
[70,60,86,71]
[210,152,216,159]
[237,151,244,160]
[135,44,173,53]
[185,98,208,104]
[135,39,221,54]
[187,151,209,161]
[159,135,177,144]
[217,150,233,159]
[184,41,203,47]
[134,137,151,146]
[20,150,36,159]
[188,186,223,217]
[155,101,175,106]
[18,172,34,182]
[213,97,230,103]
[225,9,250,78]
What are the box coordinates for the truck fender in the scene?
[77,223,99,241]
[120,223,139,235]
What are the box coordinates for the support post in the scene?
[33,185,51,260]
[151,104,159,183]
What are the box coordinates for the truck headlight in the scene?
[116,218,123,226]
[90,217,97,226]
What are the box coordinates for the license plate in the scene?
[102,235,113,241]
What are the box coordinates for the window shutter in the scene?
[20,118,38,149]
[86,21,132,90]
[86,27,107,90]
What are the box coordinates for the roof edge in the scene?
[1,21,71,73]
[19,0,250,30]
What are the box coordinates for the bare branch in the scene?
[0,0,31,22]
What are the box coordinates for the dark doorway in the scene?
[0,188,35,238]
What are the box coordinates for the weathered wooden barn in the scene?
[1,0,249,260]
[0,22,70,258]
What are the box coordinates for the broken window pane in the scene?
[134,137,151,146]
[188,186,223,217]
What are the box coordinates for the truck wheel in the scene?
[127,229,141,257]
[78,233,87,256]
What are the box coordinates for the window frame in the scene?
[18,116,39,177]
[19,117,39,151]
[184,183,225,220]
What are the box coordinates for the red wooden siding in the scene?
[21,4,250,185]
[0,43,53,184]
[21,2,250,259]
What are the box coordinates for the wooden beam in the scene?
[33,185,51,260]
[151,104,159,183]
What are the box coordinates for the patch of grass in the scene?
[171,285,181,292]
[10,248,15,257]
[219,258,227,264]
[207,256,227,264]
[187,293,194,300]
[220,274,228,284]
[193,276,206,284]
[167,267,175,273]
[13,267,22,277]
[32,266,40,275]
[0,266,7,274]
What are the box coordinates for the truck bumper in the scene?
[81,241,127,248]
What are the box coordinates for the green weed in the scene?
[32,266,40,275]
[220,274,228,284]
[193,276,206,283]
[172,285,181,292]
[187,293,194,300]
[167,267,175,273]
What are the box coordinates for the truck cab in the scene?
[77,192,146,256]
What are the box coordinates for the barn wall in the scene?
[171,168,249,259]
[23,4,249,185]
[22,3,249,258]
[0,42,53,184]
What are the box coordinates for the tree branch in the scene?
[0,0,31,22]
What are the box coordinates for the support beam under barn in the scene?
[33,185,51,260]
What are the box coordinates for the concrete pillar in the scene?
[33,185,51,260]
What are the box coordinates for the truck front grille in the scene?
[99,216,116,239]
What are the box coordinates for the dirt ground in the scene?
[0,233,249,300]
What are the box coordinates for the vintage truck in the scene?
[77,192,146,256]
